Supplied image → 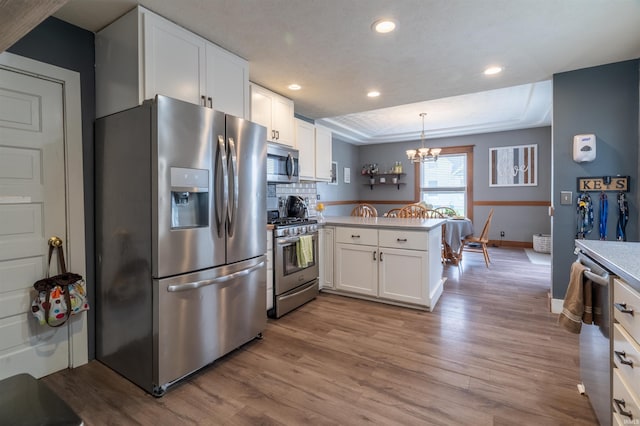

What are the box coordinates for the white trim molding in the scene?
[551,298,564,314]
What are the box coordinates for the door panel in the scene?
[225,116,266,264]
[154,96,217,277]
[0,68,68,380]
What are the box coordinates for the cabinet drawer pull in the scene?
[396,238,408,242]
[615,302,634,315]
[351,234,360,238]
[379,251,383,261]
[201,95,206,106]
[372,251,376,261]
[615,350,634,367]
[614,398,633,419]
[207,97,213,108]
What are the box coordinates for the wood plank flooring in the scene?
[42,247,598,425]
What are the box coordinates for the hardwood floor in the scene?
[43,247,597,425]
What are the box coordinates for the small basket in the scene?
[533,234,551,253]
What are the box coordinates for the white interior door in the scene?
[0,67,70,379]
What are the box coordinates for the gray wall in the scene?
[316,136,360,216]
[357,127,552,242]
[552,59,639,299]
[8,17,97,359]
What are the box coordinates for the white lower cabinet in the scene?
[319,227,334,289]
[266,231,273,311]
[378,247,428,305]
[332,225,443,310]
[335,243,378,296]
[612,277,640,423]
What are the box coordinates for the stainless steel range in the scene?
[268,217,319,318]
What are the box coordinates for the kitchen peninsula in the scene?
[320,216,446,311]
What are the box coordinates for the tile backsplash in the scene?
[267,182,319,217]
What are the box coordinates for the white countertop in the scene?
[575,239,640,289]
[320,216,445,231]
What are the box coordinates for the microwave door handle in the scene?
[286,153,293,180]
[215,135,228,238]
[227,137,239,237]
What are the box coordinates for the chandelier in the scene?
[406,113,441,162]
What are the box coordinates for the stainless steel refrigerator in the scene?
[95,95,267,396]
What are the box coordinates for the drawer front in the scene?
[335,227,377,246]
[613,278,640,341]
[613,323,640,399]
[613,368,640,423]
[378,229,428,251]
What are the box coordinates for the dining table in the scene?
[443,217,474,264]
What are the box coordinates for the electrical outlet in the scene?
[500,231,505,237]
[316,194,321,200]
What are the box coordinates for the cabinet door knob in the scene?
[615,302,634,315]
[614,398,633,419]
[207,97,212,108]
[201,95,206,106]
[372,251,376,261]
[615,350,634,367]
[379,252,383,261]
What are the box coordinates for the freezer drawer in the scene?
[154,256,266,394]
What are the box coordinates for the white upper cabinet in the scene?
[205,43,249,119]
[96,6,249,118]
[295,119,332,181]
[142,10,206,108]
[296,119,316,179]
[314,125,333,181]
[250,83,295,147]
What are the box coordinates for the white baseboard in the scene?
[551,298,564,314]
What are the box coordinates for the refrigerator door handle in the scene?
[215,135,229,238]
[227,137,239,237]
[166,261,265,292]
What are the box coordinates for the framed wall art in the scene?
[329,161,338,185]
[489,144,537,187]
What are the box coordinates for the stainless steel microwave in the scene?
[267,142,299,183]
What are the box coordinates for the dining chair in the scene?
[398,204,428,218]
[351,203,378,217]
[434,206,457,217]
[460,208,494,267]
[384,208,403,217]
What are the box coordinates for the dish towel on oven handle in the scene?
[297,235,313,268]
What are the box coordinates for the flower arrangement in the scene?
[361,163,378,177]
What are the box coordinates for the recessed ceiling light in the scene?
[288,83,301,90]
[367,91,381,98]
[484,66,503,75]
[372,19,396,34]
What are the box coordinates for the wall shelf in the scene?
[363,173,406,190]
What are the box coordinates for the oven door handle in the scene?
[277,234,317,245]
[167,261,265,292]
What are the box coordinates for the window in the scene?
[417,146,474,219]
